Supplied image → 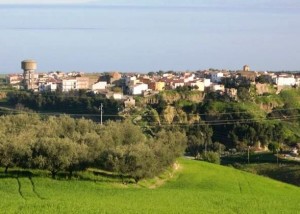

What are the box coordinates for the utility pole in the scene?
[247,146,250,164]
[201,132,207,156]
[99,103,103,125]
[277,149,279,166]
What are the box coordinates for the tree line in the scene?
[6,91,122,121]
[5,89,300,158]
[0,114,187,183]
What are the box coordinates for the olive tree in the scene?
[32,137,78,178]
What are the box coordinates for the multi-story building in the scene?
[129,83,148,95]
[274,74,296,86]
[187,80,205,92]
[39,79,59,92]
[6,74,23,86]
[61,78,77,92]
[211,72,224,83]
[76,77,89,90]
[148,81,165,91]
[171,80,185,89]
[92,81,107,91]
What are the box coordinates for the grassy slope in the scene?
[1,159,300,214]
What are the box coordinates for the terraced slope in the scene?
[0,159,299,213]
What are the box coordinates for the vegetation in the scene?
[0,159,300,213]
[2,84,300,187]
[0,114,187,182]
[6,91,122,121]
[201,151,220,164]
[240,163,300,186]
[5,87,300,154]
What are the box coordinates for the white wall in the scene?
[92,81,107,90]
[275,76,296,86]
[130,83,148,95]
[211,72,224,83]
[204,78,211,87]
[62,79,77,92]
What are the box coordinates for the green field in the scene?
[1,159,300,214]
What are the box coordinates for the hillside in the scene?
[0,159,299,213]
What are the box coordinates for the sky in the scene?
[0,0,87,3]
[0,0,299,73]
[0,0,300,8]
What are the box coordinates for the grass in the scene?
[0,158,300,213]
[239,101,267,119]
[222,152,283,165]
[222,152,300,186]
[280,88,300,108]
[240,163,300,187]
[208,101,267,119]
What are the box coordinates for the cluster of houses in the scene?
[6,64,300,102]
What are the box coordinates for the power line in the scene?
[1,108,300,121]
[0,107,299,127]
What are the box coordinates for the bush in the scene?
[201,152,220,164]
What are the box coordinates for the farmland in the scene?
[0,158,300,214]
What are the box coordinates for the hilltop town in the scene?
[1,3,300,213]
[2,60,300,186]
[5,60,300,106]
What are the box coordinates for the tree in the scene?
[256,75,273,84]
[143,108,161,125]
[0,139,18,173]
[268,142,279,154]
[0,113,190,182]
[66,143,89,178]
[237,87,251,102]
[112,87,123,93]
[186,123,213,157]
[0,134,33,173]
[122,143,156,183]
[0,114,38,173]
[152,130,187,168]
[32,137,78,178]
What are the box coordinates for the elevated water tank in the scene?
[21,60,37,71]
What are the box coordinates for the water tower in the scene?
[243,65,250,72]
[21,59,37,90]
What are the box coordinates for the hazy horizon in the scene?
[0,2,299,73]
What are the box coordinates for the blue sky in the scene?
[0,0,299,72]
[0,0,299,8]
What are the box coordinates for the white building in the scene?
[129,83,148,95]
[92,81,107,91]
[172,81,185,89]
[48,71,65,79]
[211,84,225,92]
[62,78,77,92]
[112,93,123,100]
[211,72,224,83]
[39,81,58,92]
[204,78,211,87]
[183,73,195,82]
[188,80,205,92]
[125,76,137,86]
[274,75,296,86]
[295,76,300,86]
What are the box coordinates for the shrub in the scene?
[201,152,220,164]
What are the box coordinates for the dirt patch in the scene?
[148,162,182,189]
